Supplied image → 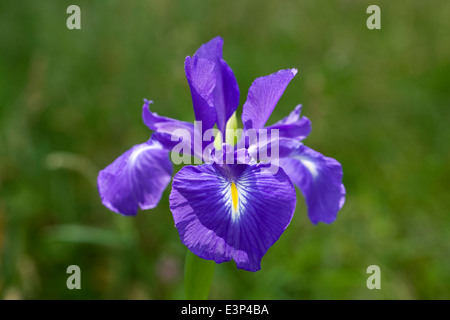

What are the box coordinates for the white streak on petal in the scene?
[299,157,318,178]
[129,143,160,165]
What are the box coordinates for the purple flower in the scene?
[97,37,345,271]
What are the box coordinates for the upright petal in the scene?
[169,162,296,271]
[98,138,173,216]
[266,105,311,140]
[280,144,345,224]
[195,36,223,60]
[242,68,297,131]
[185,56,217,133]
[194,37,240,135]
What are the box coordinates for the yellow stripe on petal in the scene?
[231,182,238,211]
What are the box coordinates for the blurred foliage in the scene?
[0,0,449,299]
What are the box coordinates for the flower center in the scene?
[231,182,239,211]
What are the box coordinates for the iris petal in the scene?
[142,99,195,136]
[193,36,240,135]
[169,162,296,271]
[280,144,346,224]
[266,105,311,140]
[242,68,297,131]
[97,138,172,216]
[142,99,202,157]
[185,56,217,133]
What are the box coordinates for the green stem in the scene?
[184,250,215,300]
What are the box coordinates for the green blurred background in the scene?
[1,0,449,299]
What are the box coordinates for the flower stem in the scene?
[184,250,215,300]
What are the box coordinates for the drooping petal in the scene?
[169,162,296,271]
[194,37,240,135]
[266,104,311,140]
[98,138,173,216]
[242,68,298,131]
[279,144,345,224]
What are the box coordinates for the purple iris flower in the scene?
[97,37,345,271]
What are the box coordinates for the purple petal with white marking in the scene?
[169,162,296,271]
[98,138,173,216]
[280,144,345,224]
